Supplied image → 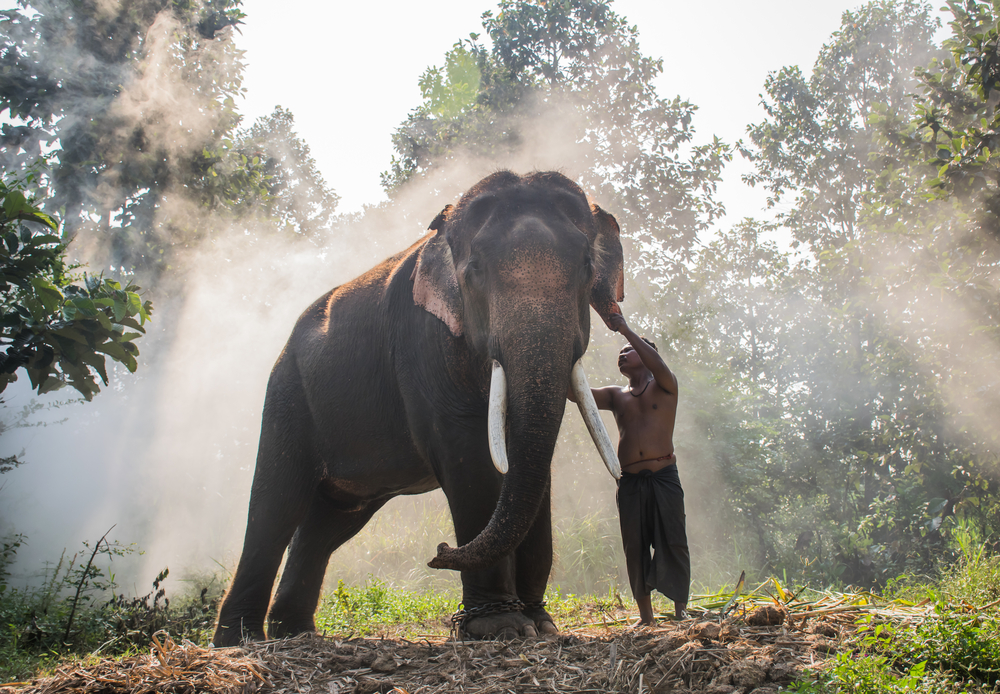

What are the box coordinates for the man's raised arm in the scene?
[608,314,677,394]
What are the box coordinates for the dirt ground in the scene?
[1,605,849,694]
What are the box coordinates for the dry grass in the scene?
[0,584,944,694]
[0,632,265,694]
[0,617,849,694]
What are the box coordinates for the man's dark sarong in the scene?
[616,464,690,603]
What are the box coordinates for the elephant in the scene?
[212,170,625,645]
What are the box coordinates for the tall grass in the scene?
[0,535,222,683]
[320,494,639,599]
[792,539,1000,694]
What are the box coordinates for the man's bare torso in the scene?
[610,379,677,473]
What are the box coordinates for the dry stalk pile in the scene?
[0,632,266,694]
[0,617,847,694]
[1,586,942,694]
[245,612,850,694]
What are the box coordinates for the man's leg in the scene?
[674,601,689,620]
[618,475,655,626]
[637,594,656,625]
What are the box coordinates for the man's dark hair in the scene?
[640,337,657,352]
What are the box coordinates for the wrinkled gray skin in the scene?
[213,171,624,645]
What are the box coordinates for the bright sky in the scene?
[237,0,947,221]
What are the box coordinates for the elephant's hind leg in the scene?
[214,478,314,645]
[267,494,387,638]
[214,367,318,646]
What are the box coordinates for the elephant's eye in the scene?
[465,258,485,286]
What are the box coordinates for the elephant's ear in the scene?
[589,204,624,329]
[411,205,463,336]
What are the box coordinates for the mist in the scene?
[0,82,732,604]
[5,0,992,609]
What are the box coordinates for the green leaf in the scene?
[927,498,948,515]
[53,327,90,345]
[24,296,44,322]
[36,374,65,395]
[66,297,97,314]
[2,190,30,217]
[126,292,142,317]
[5,231,19,254]
[112,299,127,322]
[30,275,63,313]
[91,311,112,331]
[29,211,57,230]
[95,341,129,362]
[78,349,108,385]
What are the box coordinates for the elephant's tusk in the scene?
[488,360,509,474]
[570,360,621,479]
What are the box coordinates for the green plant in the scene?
[0,533,24,591]
[101,568,221,654]
[791,652,933,694]
[315,578,457,638]
[0,171,153,400]
[0,536,224,683]
[791,553,1000,693]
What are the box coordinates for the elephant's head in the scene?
[410,171,624,572]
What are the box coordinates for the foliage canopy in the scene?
[0,173,152,401]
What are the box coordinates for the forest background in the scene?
[0,0,998,605]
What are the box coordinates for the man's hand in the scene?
[613,311,678,395]
[607,312,627,333]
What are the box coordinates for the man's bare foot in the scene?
[636,595,656,625]
[675,602,690,620]
[631,617,656,628]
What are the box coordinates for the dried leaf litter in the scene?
[0,613,862,694]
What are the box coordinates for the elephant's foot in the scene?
[212,611,268,647]
[267,616,317,640]
[460,611,540,639]
[212,623,265,647]
[523,604,558,635]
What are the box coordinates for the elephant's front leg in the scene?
[438,444,540,639]
[516,482,557,634]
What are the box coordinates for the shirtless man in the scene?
[571,313,690,624]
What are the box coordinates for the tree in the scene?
[864,0,1000,543]
[903,0,1000,235]
[732,0,964,581]
[232,107,341,241]
[1,171,152,402]
[0,0,261,278]
[383,0,729,278]
[743,0,940,252]
[676,220,806,571]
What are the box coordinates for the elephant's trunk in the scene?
[428,345,571,572]
[490,359,618,479]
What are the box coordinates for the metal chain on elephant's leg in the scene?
[450,599,526,638]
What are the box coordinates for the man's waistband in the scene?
[621,453,674,471]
